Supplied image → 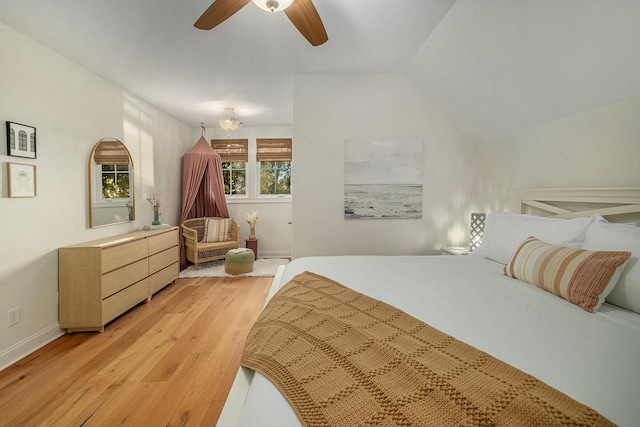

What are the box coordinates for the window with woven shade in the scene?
[93,140,131,165]
[256,138,292,162]
[93,140,131,201]
[211,139,248,162]
[257,138,292,196]
[211,139,248,195]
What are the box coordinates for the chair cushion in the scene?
[202,218,233,243]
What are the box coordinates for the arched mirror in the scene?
[89,138,135,228]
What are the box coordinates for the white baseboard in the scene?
[258,250,291,259]
[0,323,65,371]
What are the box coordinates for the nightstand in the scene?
[440,246,470,256]
[245,239,258,260]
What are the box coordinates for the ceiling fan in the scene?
[194,0,328,46]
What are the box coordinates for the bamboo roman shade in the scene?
[93,140,130,165]
[256,138,292,162]
[211,139,248,162]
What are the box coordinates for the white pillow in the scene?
[471,212,596,265]
[582,221,640,313]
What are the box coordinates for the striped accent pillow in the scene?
[504,237,631,313]
[203,218,233,243]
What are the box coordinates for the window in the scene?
[99,164,131,199]
[93,140,132,204]
[259,161,290,195]
[257,139,292,196]
[211,138,292,199]
[222,162,246,195]
[212,139,248,196]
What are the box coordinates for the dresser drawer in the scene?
[148,229,178,255]
[149,262,179,295]
[149,246,179,275]
[102,279,148,325]
[102,258,148,299]
[102,239,148,273]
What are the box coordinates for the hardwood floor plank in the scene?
[83,381,165,426]
[0,333,87,390]
[204,400,227,427]
[142,286,241,382]
[165,279,271,426]
[128,352,211,427]
[0,283,195,426]
[0,276,273,427]
[166,326,247,426]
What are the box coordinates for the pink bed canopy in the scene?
[179,136,229,267]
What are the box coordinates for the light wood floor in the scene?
[0,276,273,427]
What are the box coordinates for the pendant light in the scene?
[219,108,240,132]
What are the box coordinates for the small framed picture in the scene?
[8,162,37,198]
[6,121,37,158]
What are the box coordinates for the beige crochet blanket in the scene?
[241,271,614,427]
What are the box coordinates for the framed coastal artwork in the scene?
[6,121,37,158]
[8,162,37,198]
[344,139,423,219]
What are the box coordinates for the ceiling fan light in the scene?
[219,108,240,132]
[251,0,295,13]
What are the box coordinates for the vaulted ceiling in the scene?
[1,0,638,141]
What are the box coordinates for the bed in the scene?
[218,187,640,427]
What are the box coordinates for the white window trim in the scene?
[226,196,291,204]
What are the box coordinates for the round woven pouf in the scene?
[225,248,255,275]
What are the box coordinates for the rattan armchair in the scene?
[182,217,240,269]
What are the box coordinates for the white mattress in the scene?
[235,255,640,427]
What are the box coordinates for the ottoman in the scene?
[225,248,255,275]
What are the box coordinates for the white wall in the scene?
[291,74,481,258]
[473,99,640,213]
[0,23,192,369]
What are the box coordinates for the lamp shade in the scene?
[219,108,240,132]
[251,0,295,12]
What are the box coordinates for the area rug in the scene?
[179,258,289,278]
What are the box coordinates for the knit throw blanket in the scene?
[241,271,614,427]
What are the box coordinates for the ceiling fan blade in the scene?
[284,0,328,46]
[194,0,251,30]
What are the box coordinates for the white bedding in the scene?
[236,255,640,427]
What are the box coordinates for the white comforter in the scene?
[236,255,640,427]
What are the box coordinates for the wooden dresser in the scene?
[59,227,179,332]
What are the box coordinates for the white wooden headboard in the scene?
[513,187,640,225]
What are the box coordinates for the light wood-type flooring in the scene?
[0,275,272,427]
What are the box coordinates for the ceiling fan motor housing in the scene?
[266,0,279,12]
[253,0,294,13]
[195,0,328,46]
